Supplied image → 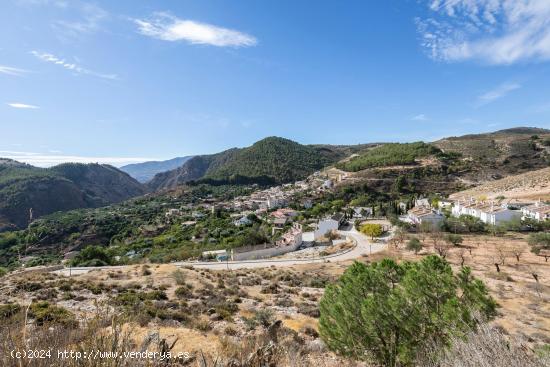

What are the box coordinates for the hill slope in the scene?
[433,127,550,181]
[450,166,550,201]
[120,156,193,183]
[0,161,146,230]
[148,137,356,190]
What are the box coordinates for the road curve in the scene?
[53,228,386,275]
[173,228,385,270]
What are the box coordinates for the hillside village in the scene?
[1,130,550,366]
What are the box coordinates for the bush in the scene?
[29,301,77,327]
[174,286,192,299]
[406,237,423,254]
[445,233,463,246]
[0,304,21,319]
[0,267,7,277]
[319,256,497,367]
[253,309,275,328]
[71,245,112,267]
[528,232,550,254]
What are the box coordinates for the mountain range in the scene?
[1,127,549,231]
[120,156,193,183]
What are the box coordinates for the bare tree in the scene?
[490,244,511,272]
[457,248,467,267]
[510,244,524,263]
[434,242,451,259]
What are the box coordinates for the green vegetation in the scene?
[0,160,145,229]
[406,237,423,254]
[319,256,497,367]
[0,304,21,319]
[360,223,383,240]
[0,184,267,268]
[337,142,440,172]
[443,215,486,234]
[528,232,550,254]
[445,233,463,246]
[29,301,77,327]
[150,137,349,189]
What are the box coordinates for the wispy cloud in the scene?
[0,150,156,168]
[417,0,550,64]
[0,65,28,76]
[134,12,257,47]
[31,51,118,80]
[412,114,428,121]
[7,103,39,109]
[53,2,108,38]
[477,82,521,106]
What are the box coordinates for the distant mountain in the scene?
[0,160,146,230]
[148,137,361,191]
[120,156,193,183]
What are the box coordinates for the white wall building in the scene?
[406,207,444,226]
[452,200,522,225]
[314,214,344,240]
[522,202,550,222]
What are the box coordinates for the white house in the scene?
[314,213,345,240]
[234,216,252,226]
[351,207,373,219]
[522,201,550,222]
[414,198,430,208]
[452,199,522,225]
[406,207,444,227]
[479,206,522,225]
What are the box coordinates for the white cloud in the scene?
[53,3,108,37]
[0,65,28,76]
[31,51,118,80]
[417,0,550,64]
[412,114,428,121]
[7,103,39,109]
[477,82,521,105]
[135,13,257,47]
[0,150,156,167]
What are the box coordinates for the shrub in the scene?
[0,267,7,277]
[174,286,192,299]
[406,237,423,254]
[29,301,77,327]
[319,256,497,367]
[528,232,550,254]
[0,304,21,319]
[254,309,275,328]
[445,233,463,246]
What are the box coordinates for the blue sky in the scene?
[1,0,550,166]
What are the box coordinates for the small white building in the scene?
[234,216,252,226]
[406,207,444,226]
[351,207,373,219]
[522,201,550,222]
[479,206,522,225]
[314,213,345,240]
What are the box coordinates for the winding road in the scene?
[53,228,387,275]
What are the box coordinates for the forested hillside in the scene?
[148,137,358,190]
[0,161,146,230]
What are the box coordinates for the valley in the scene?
[1,127,549,366]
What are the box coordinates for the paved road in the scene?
[53,228,387,275]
